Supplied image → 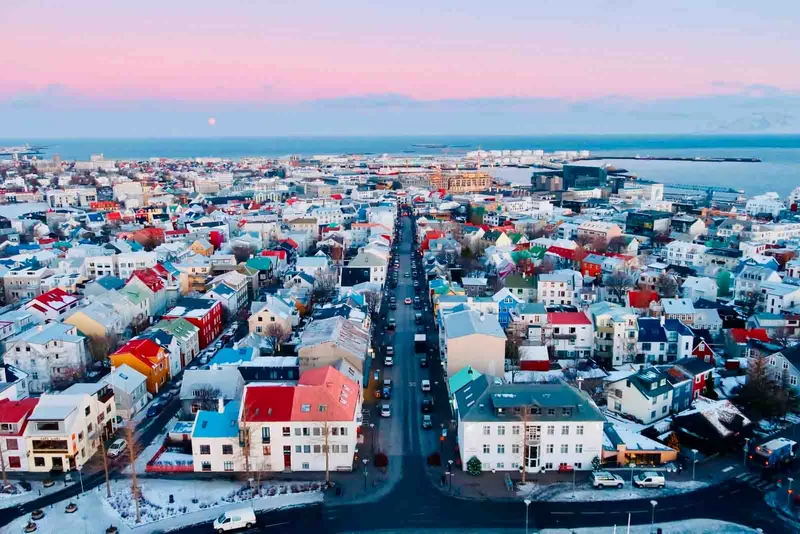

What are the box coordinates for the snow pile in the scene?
[518,480,707,502]
[540,518,758,534]
[103,478,324,527]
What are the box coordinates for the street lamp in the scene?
[691,449,698,482]
[650,500,658,533]
[448,460,454,491]
[743,438,750,468]
[369,423,375,454]
[362,458,369,490]
[523,498,532,534]
[788,477,795,507]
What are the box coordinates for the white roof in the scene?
[103,364,147,394]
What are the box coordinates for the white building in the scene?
[344,250,387,286]
[606,367,673,425]
[663,241,706,268]
[455,380,605,473]
[102,364,149,420]
[537,270,583,307]
[24,382,116,472]
[745,192,784,218]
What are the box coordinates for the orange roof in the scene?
[292,366,359,422]
[114,338,163,364]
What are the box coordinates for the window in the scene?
[483,425,491,435]
[331,444,340,453]
[282,427,290,437]
[263,445,271,455]
[303,445,311,453]
[497,426,506,436]
[302,428,310,436]
[547,425,554,435]
[547,408,556,416]
[7,457,20,469]
[34,456,45,467]
[302,463,310,470]
[262,428,271,443]
[784,362,790,370]
[576,425,584,436]
[546,444,554,454]
[222,445,233,455]
[224,461,233,472]
[199,445,211,455]
[792,376,798,386]
[84,406,91,416]
[314,445,321,454]
[313,427,321,436]
[662,406,668,414]
[483,444,490,454]
[340,427,348,436]
[575,462,582,469]
[332,428,340,436]
[614,402,622,411]
[545,462,553,469]
[512,425,521,435]
[301,404,310,412]
[341,445,349,454]
[575,444,583,453]
[295,446,302,453]
[512,444,520,455]
[650,410,656,419]
[201,462,211,472]
[497,445,505,454]
[294,428,301,436]
[6,438,18,451]
[561,426,569,436]
[560,444,568,454]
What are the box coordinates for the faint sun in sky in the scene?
[208,117,216,126]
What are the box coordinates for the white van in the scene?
[633,472,665,489]
[213,508,256,533]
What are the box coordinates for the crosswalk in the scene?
[735,471,778,492]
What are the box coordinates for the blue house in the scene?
[492,288,523,328]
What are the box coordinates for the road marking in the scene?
[722,466,734,473]
[262,522,290,529]
[729,489,741,495]
[551,511,573,515]
[625,511,647,514]
[735,472,748,479]
[581,511,604,515]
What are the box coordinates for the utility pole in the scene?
[0,442,7,487]
[99,437,111,498]
[125,422,141,523]
[520,406,529,484]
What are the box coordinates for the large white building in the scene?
[455,380,605,473]
[663,241,706,268]
[745,192,784,218]
[537,270,582,307]
[192,366,361,473]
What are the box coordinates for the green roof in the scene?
[246,257,273,271]
[119,286,147,305]
[153,317,199,339]
[448,366,482,394]
[503,273,537,289]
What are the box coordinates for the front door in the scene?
[526,445,540,469]
[52,457,64,471]
[283,445,291,469]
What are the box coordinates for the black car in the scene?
[389,302,397,310]
[419,356,428,368]
[421,396,435,413]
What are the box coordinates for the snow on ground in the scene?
[602,409,647,433]
[517,480,707,502]
[540,518,758,534]
[6,478,323,533]
[0,479,77,509]
[104,478,324,527]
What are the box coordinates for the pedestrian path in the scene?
[734,471,778,493]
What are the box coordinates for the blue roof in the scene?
[664,319,693,336]
[192,400,241,439]
[97,275,125,290]
[637,318,667,343]
[211,283,235,296]
[209,347,256,366]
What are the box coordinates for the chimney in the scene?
[659,315,665,327]
[217,398,224,414]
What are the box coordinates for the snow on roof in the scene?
[679,396,751,438]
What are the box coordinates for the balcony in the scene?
[98,389,115,404]
[551,333,577,341]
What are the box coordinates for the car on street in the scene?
[421,396,435,413]
[373,370,380,381]
[404,272,410,278]
[147,401,166,418]
[387,318,396,329]
[214,341,224,350]
[107,438,127,458]
[404,298,412,305]
[421,379,431,392]
[213,508,256,533]
[386,346,394,357]
[414,312,423,324]
[591,471,624,489]
[419,356,428,368]
[633,472,665,488]
[381,404,391,418]
[384,356,393,366]
[413,281,419,288]
[381,386,392,399]
[422,415,433,429]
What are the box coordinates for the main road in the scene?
[172,214,790,533]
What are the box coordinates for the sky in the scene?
[2,1,800,137]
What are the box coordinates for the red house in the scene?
[580,254,605,278]
[673,357,714,400]
[691,340,718,365]
[519,345,550,371]
[163,298,222,349]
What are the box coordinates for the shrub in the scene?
[467,456,482,476]
[427,452,441,466]
[374,452,389,468]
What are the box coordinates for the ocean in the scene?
[2,134,799,197]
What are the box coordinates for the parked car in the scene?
[381,404,392,418]
[421,396,435,413]
[146,401,166,418]
[421,379,431,392]
[404,298,412,305]
[107,439,127,458]
[213,508,256,533]
[633,472,665,489]
[419,356,428,368]
[387,318,396,329]
[389,302,397,310]
[384,356,394,366]
[381,386,392,399]
[404,272,410,278]
[422,415,433,429]
[591,471,624,489]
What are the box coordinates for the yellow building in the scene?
[190,239,214,257]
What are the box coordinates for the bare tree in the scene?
[607,236,629,254]
[49,364,87,391]
[264,322,290,353]
[655,272,679,298]
[604,271,635,302]
[534,257,555,275]
[232,243,256,264]
[574,233,593,248]
[312,271,338,306]
[771,327,800,348]
[88,332,120,362]
[191,385,222,414]
[738,291,760,317]
[591,237,608,253]
[363,290,381,320]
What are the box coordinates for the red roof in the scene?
[730,328,770,344]
[546,246,575,260]
[114,338,163,362]
[242,385,295,422]
[165,229,189,236]
[29,288,79,311]
[330,194,343,200]
[129,268,165,293]
[547,312,591,325]
[263,249,287,260]
[0,398,38,425]
[628,290,659,309]
[281,238,299,249]
[293,366,359,422]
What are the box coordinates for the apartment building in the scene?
[0,398,39,472]
[455,379,605,473]
[606,367,673,425]
[588,303,638,366]
[24,382,116,472]
[537,270,582,307]
[4,265,53,303]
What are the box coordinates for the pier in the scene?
[577,155,761,163]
